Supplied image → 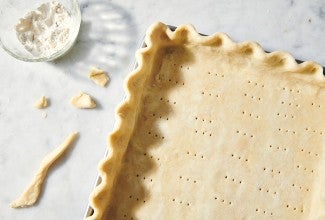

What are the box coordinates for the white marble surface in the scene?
[0,0,324,219]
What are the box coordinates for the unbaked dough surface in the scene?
[88,23,325,220]
[11,132,78,208]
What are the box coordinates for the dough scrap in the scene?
[34,96,48,109]
[10,132,78,208]
[70,92,96,109]
[88,67,109,87]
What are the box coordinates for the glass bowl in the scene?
[0,0,81,62]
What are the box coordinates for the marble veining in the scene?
[0,0,324,219]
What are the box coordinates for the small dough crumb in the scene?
[34,96,48,109]
[70,92,96,109]
[88,67,109,87]
[10,132,79,208]
[41,112,47,118]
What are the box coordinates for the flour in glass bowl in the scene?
[15,1,72,57]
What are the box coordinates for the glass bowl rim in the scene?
[0,0,82,62]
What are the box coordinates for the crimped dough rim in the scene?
[87,22,324,220]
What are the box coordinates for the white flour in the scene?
[15,1,72,57]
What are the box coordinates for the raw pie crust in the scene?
[88,22,325,219]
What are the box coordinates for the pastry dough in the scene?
[34,96,48,109]
[87,23,325,219]
[89,67,109,87]
[70,92,96,109]
[11,132,78,208]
